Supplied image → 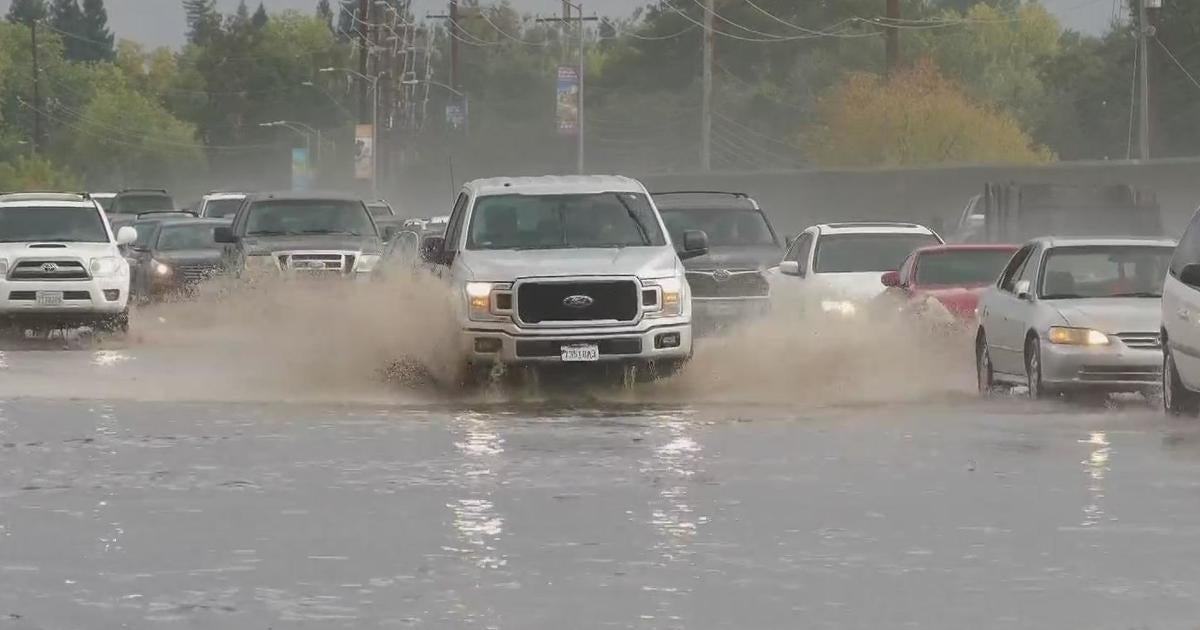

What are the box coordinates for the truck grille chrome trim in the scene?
[514,278,641,328]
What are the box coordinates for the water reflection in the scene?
[91,350,131,368]
[448,412,506,569]
[1079,431,1111,527]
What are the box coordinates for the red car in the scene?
[880,244,1019,321]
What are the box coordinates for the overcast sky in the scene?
[3,0,1112,49]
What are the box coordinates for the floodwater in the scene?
[2,280,1199,628]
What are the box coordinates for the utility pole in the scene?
[1141,0,1162,160]
[30,20,42,154]
[537,3,597,174]
[700,0,713,171]
[429,1,461,91]
[357,0,370,122]
[885,0,900,76]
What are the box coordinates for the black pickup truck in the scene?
[214,191,391,278]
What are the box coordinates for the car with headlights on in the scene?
[419,175,708,384]
[975,237,1175,399]
[0,192,137,332]
[773,222,943,317]
[126,217,228,300]
[878,244,1018,324]
[214,192,390,279]
[654,191,782,332]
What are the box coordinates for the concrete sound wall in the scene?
[639,159,1200,239]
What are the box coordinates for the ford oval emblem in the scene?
[562,294,594,309]
[712,268,732,282]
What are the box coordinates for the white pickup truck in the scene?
[420,175,708,383]
[0,193,137,332]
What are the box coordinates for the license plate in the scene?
[561,344,599,362]
[35,291,63,306]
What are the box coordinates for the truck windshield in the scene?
[660,208,776,247]
[0,206,109,243]
[467,193,666,250]
[1039,245,1174,299]
[157,224,220,250]
[915,249,1016,286]
[814,233,940,273]
[203,198,243,218]
[245,200,375,237]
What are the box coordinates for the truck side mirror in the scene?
[881,270,901,287]
[679,229,708,260]
[1180,264,1200,288]
[420,236,446,264]
[382,225,398,242]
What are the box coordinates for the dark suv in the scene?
[109,189,176,216]
[653,191,783,332]
[214,192,389,278]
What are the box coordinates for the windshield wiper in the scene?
[301,229,359,236]
[248,230,288,236]
[613,195,651,245]
[1041,293,1086,299]
[1109,291,1160,298]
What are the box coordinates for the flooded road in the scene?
[3,347,1200,628]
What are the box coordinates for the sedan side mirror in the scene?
[214,226,237,244]
[778,260,803,277]
[420,235,446,264]
[1180,263,1200,288]
[678,229,708,261]
[881,270,901,288]
[115,226,137,246]
[1015,279,1033,301]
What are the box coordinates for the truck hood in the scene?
[460,247,680,281]
[0,241,119,259]
[682,245,782,271]
[242,234,381,255]
[155,249,224,265]
[1051,298,1161,334]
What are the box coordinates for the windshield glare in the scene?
[916,250,1016,286]
[467,193,666,250]
[245,200,375,237]
[661,208,776,247]
[0,206,109,243]
[204,199,243,218]
[157,224,220,250]
[112,195,174,214]
[814,233,941,273]
[1040,246,1173,299]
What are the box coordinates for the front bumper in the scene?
[0,278,129,322]
[1040,342,1162,390]
[462,318,693,365]
[693,297,770,331]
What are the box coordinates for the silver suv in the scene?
[1162,207,1200,414]
[421,175,708,382]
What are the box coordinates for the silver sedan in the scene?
[975,237,1176,398]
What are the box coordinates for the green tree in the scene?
[806,61,1052,168]
[316,0,333,31]
[0,155,79,190]
[49,0,85,62]
[252,2,268,29]
[79,0,115,61]
[183,0,220,45]
[5,0,47,25]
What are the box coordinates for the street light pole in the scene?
[321,67,381,198]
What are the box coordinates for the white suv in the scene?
[421,175,708,382]
[774,222,943,315]
[196,192,246,219]
[0,193,137,332]
[1161,207,1200,414]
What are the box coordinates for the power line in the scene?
[1156,37,1200,91]
[739,0,860,37]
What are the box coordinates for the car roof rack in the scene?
[136,210,197,218]
[118,188,170,194]
[824,221,925,229]
[651,191,749,198]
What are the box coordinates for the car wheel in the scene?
[1025,336,1049,400]
[1164,348,1199,416]
[976,332,996,396]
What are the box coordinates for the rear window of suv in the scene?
[112,194,175,214]
[0,205,109,243]
[814,233,941,273]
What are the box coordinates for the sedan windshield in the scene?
[157,224,220,250]
[245,200,375,237]
[814,233,941,273]
[660,208,776,247]
[915,249,1016,286]
[467,193,665,250]
[203,198,243,218]
[0,206,109,243]
[112,194,174,214]
[1040,245,1174,299]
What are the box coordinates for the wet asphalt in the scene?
[2,348,1200,629]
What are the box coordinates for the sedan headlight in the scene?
[1048,326,1110,345]
[354,254,382,273]
[152,260,172,277]
[644,276,684,317]
[465,281,512,321]
[89,256,124,277]
[820,299,858,317]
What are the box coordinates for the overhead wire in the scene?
[1156,37,1200,91]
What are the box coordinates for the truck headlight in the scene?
[466,281,512,321]
[1048,326,1109,345]
[645,276,684,317]
[90,256,124,277]
[152,260,172,277]
[354,254,381,273]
